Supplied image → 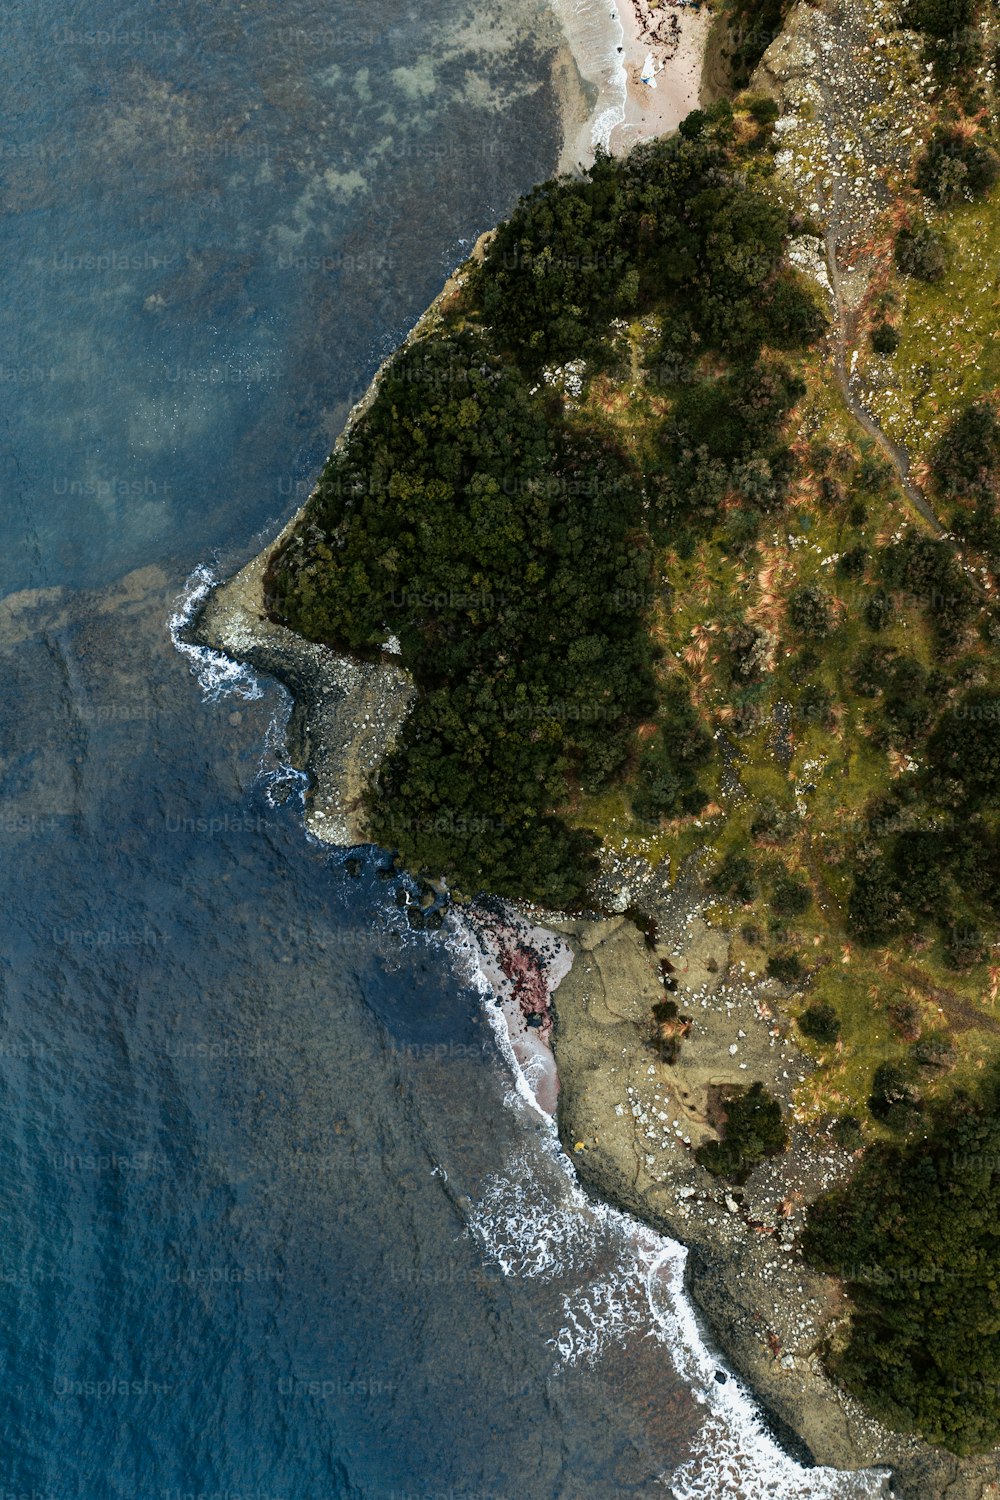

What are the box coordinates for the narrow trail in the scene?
[822,225,944,535]
[807,60,944,535]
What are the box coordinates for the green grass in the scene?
[861,192,1000,463]
[553,318,1000,1127]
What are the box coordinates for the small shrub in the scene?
[912,1033,957,1072]
[788,647,821,683]
[798,1002,841,1043]
[796,682,834,729]
[848,856,906,943]
[728,621,770,680]
[871,321,899,355]
[837,544,868,578]
[832,1113,864,1150]
[887,999,922,1041]
[696,1082,788,1183]
[894,222,947,282]
[868,1061,923,1130]
[852,643,896,696]
[746,93,780,126]
[751,797,797,842]
[944,925,987,970]
[711,851,758,904]
[788,584,833,638]
[771,873,812,915]
[768,951,803,983]
[915,126,1000,205]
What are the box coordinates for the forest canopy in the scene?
[267,113,824,903]
[803,1076,1000,1454]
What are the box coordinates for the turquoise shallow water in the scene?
[0,2,894,1496]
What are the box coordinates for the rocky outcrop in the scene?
[549,860,1000,1497]
[194,530,415,848]
[189,238,495,846]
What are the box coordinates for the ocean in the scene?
[0,0,891,1495]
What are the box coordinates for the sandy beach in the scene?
[552,0,710,170]
[612,0,711,150]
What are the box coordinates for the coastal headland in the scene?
[191,1,1000,1494]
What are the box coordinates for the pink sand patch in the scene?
[459,902,574,1116]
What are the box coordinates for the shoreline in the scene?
[450,871,998,1500]
[612,0,712,152]
[181,6,1000,1494]
[549,0,710,170]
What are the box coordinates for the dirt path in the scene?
[893,961,1000,1036]
[821,221,945,533]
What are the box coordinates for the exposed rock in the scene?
[549,869,1000,1496]
[188,238,496,845]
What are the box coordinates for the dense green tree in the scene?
[696,1081,788,1181]
[803,1079,1000,1454]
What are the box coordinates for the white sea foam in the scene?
[449,918,891,1499]
[254,702,309,809]
[168,564,264,703]
[548,0,628,154]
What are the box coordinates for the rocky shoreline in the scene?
[185,4,1000,1493]
[190,385,997,1495]
[544,856,1000,1499]
[188,242,495,846]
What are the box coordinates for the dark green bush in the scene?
[906,0,974,39]
[915,126,1000,205]
[632,690,713,823]
[832,1113,864,1150]
[894,222,947,282]
[927,691,1000,805]
[798,1003,841,1043]
[696,1081,788,1182]
[796,682,834,729]
[870,321,900,355]
[944,924,987,969]
[771,872,812,915]
[852,643,897,696]
[751,797,797,842]
[837,544,868,578]
[868,1061,923,1129]
[848,855,906,943]
[788,584,833,638]
[864,588,893,632]
[711,851,758,904]
[767,951,802,982]
[744,92,780,125]
[880,530,977,652]
[932,399,1000,507]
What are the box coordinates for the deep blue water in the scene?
[0,3,891,1498]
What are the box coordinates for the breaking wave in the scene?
[548,0,628,152]
[168,564,264,703]
[453,920,892,1500]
